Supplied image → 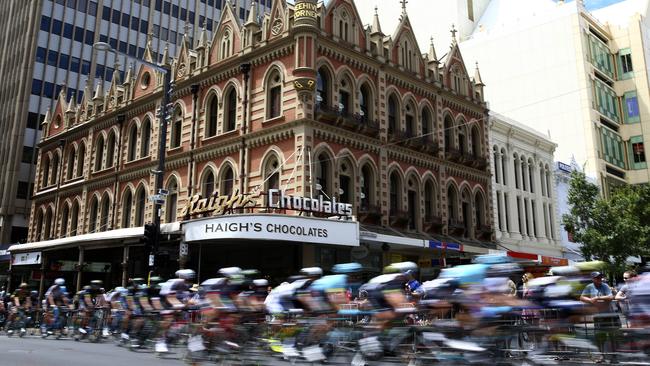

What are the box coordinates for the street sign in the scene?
[148,194,165,205]
[148,254,155,267]
[179,242,188,256]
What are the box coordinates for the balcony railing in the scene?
[445,148,463,162]
[423,215,444,234]
[389,209,410,228]
[315,103,380,138]
[358,204,382,224]
[447,218,466,235]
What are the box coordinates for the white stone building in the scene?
[490,113,563,258]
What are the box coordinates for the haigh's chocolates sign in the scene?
[180,188,352,217]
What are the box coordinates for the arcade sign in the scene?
[179,189,353,218]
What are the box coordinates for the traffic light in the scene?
[142,223,157,253]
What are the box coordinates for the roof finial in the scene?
[371,5,382,34]
[401,0,408,11]
[474,62,484,86]
[450,24,458,44]
[374,5,378,15]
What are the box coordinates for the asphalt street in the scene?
[0,336,183,366]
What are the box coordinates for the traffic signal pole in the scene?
[151,67,172,273]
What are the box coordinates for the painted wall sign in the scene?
[11,251,42,265]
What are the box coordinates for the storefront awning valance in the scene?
[8,227,145,253]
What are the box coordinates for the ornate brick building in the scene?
[12,0,493,290]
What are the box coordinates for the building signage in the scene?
[294,1,318,19]
[11,251,42,266]
[180,189,259,217]
[429,240,463,252]
[184,215,359,247]
[557,162,573,173]
[180,189,353,218]
[267,189,353,216]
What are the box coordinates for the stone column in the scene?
[121,245,129,287]
[76,247,84,293]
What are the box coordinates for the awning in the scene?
[8,222,182,253]
[359,230,425,248]
[8,227,145,253]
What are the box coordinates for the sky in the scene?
[582,0,626,10]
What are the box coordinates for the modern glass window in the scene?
[619,48,633,79]
[624,91,640,123]
[52,19,62,35]
[589,34,614,78]
[601,127,626,169]
[47,50,58,66]
[630,136,647,170]
[40,16,51,32]
[594,79,620,122]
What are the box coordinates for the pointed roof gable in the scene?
[208,0,243,64]
[175,33,192,80]
[47,88,67,137]
[132,63,158,100]
[443,38,470,77]
[474,62,484,86]
[389,7,424,66]
[323,0,366,28]
[371,6,382,35]
[143,32,155,63]
[265,0,288,41]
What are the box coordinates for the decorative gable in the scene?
[133,63,158,100]
[323,0,366,50]
[209,2,242,65]
[443,41,472,96]
[391,12,423,74]
[266,0,288,41]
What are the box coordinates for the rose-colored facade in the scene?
[21,0,493,285]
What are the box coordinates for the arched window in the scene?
[421,107,432,138]
[94,135,105,171]
[42,155,50,187]
[471,126,481,158]
[171,107,182,148]
[122,189,133,228]
[267,70,282,119]
[106,131,116,168]
[127,124,138,161]
[206,93,218,137]
[338,158,354,205]
[66,147,75,180]
[389,171,402,215]
[99,194,110,232]
[452,66,465,95]
[50,153,59,186]
[338,10,350,42]
[444,116,454,152]
[406,177,418,230]
[474,192,486,229]
[135,187,146,226]
[60,203,69,237]
[520,157,527,191]
[141,118,151,157]
[388,94,399,135]
[513,153,520,189]
[220,165,235,196]
[88,196,99,233]
[44,207,53,240]
[539,164,546,197]
[165,178,178,223]
[202,170,215,197]
[528,158,535,193]
[405,102,416,136]
[314,153,332,197]
[493,146,500,184]
[70,201,79,236]
[264,156,280,191]
[359,83,373,121]
[447,185,458,222]
[360,164,375,210]
[500,148,507,185]
[316,67,331,107]
[224,87,237,132]
[458,125,467,155]
[461,189,472,235]
[424,180,437,221]
[77,143,85,177]
[35,210,43,241]
[338,75,352,114]
[220,29,232,59]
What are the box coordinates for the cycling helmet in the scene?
[82,285,92,291]
[90,280,103,288]
[176,269,196,280]
[332,263,362,274]
[299,267,323,277]
[19,283,28,289]
[54,278,65,285]
[253,279,268,287]
[218,267,243,277]
[149,276,164,285]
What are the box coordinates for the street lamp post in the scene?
[92,42,172,273]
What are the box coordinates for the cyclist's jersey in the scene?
[11,289,30,307]
[45,285,66,306]
[160,279,191,307]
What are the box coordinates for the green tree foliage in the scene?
[562,170,650,268]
